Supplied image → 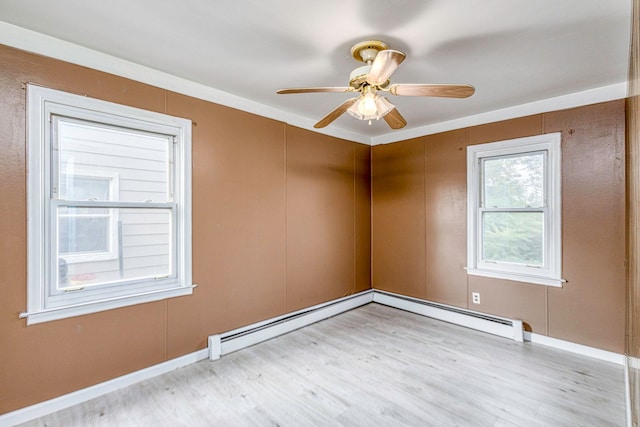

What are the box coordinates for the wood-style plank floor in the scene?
[19,303,626,426]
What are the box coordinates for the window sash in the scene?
[478,150,549,271]
[479,150,547,210]
[51,115,175,204]
[48,200,178,301]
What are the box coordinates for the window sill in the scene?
[21,285,196,325]
[466,268,564,287]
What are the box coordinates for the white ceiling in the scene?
[0,0,632,144]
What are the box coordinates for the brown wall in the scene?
[0,44,371,414]
[372,101,626,353]
[372,138,425,297]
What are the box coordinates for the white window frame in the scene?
[58,169,120,264]
[466,133,563,287]
[24,84,194,324]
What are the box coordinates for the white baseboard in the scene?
[523,331,624,365]
[373,290,524,342]
[625,356,633,427]
[628,356,640,370]
[0,348,209,427]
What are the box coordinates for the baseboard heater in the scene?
[208,289,523,361]
[373,290,524,342]
[208,290,374,360]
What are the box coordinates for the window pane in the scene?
[57,208,173,291]
[57,120,171,202]
[60,176,110,201]
[59,207,110,254]
[483,152,544,208]
[482,212,543,266]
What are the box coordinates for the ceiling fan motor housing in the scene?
[349,65,371,88]
[350,40,389,62]
[349,40,391,88]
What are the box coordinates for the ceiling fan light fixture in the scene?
[346,93,394,121]
[358,92,378,116]
[375,96,395,117]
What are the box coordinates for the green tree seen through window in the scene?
[481,152,545,266]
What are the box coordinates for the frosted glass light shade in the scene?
[347,95,394,120]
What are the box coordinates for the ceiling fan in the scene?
[277,40,475,130]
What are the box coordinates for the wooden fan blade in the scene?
[366,50,406,86]
[277,87,353,94]
[314,98,358,128]
[389,84,475,98]
[383,108,407,129]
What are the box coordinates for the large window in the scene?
[24,85,193,324]
[466,133,562,287]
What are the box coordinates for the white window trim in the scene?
[466,133,563,287]
[24,84,194,324]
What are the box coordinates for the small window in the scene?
[24,85,194,324]
[58,171,119,263]
[466,133,562,287]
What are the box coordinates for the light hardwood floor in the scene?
[19,303,625,426]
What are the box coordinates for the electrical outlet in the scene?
[472,292,481,304]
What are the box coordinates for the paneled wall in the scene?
[0,44,371,414]
[372,101,626,352]
[371,138,425,297]
[627,0,640,423]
